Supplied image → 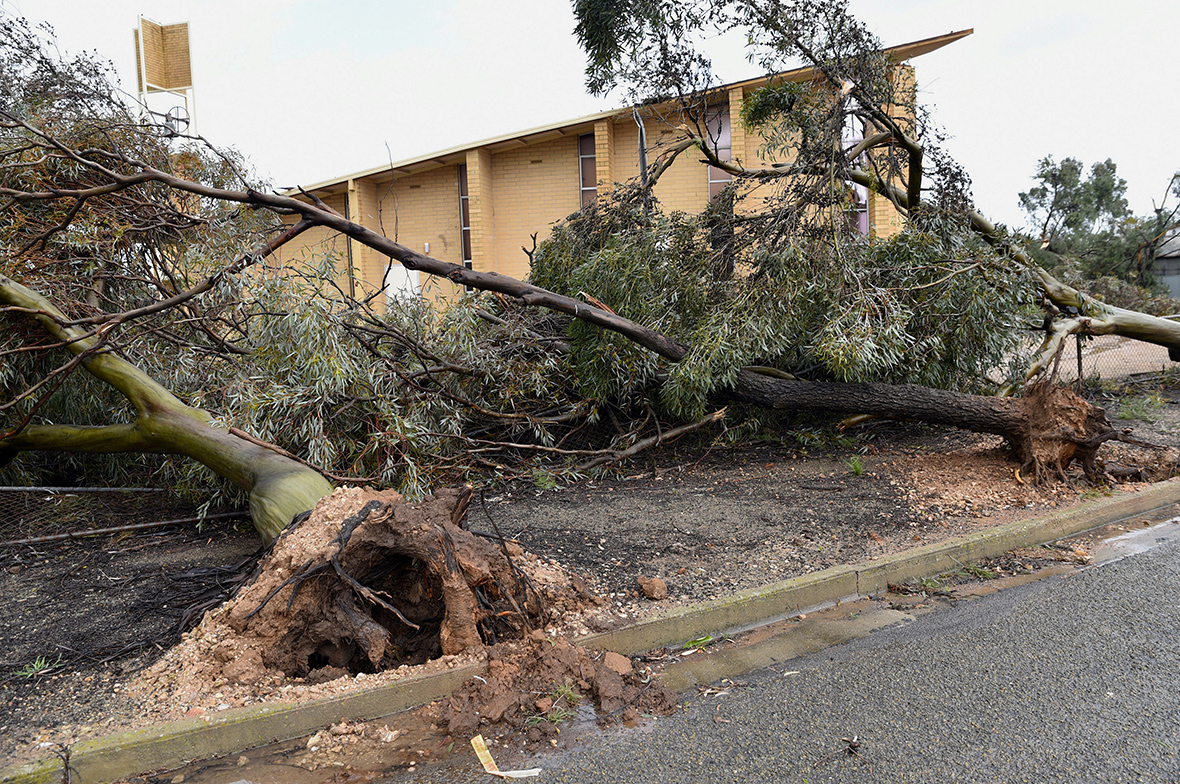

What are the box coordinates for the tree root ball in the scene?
[1016,383,1113,482]
[170,486,591,686]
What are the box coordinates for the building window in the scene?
[579,133,597,208]
[458,163,473,290]
[706,105,732,201]
[847,185,869,235]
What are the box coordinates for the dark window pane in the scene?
[458,164,468,196]
[462,228,471,261]
[578,133,595,156]
[460,198,470,226]
[581,157,597,189]
[581,189,596,208]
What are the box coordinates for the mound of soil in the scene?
[131,486,603,714]
[428,633,676,741]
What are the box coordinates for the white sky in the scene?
[12,0,1180,231]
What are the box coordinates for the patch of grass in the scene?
[957,563,999,580]
[1117,393,1165,422]
[14,654,62,679]
[526,682,581,726]
[844,455,865,476]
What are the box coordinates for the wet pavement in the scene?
[151,515,1180,784]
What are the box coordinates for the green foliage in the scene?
[531,190,1035,422]
[197,268,586,498]
[1117,393,1165,423]
[1021,158,1180,290]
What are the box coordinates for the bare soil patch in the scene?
[4,396,1180,771]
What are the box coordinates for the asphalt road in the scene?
[386,534,1180,783]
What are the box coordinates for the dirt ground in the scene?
[4,386,1180,771]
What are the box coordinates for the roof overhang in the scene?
[288,28,972,196]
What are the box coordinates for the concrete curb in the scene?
[582,478,1180,654]
[5,479,1179,784]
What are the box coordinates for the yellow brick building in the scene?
[278,30,970,302]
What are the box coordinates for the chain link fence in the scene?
[1051,334,1177,384]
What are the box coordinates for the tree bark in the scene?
[1034,268,1180,358]
[730,370,1030,442]
[732,368,1113,480]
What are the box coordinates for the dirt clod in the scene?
[638,575,668,600]
[603,651,632,676]
[434,637,674,742]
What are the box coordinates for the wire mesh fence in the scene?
[1051,334,1176,384]
[0,486,247,546]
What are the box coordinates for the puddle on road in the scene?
[1084,514,1180,565]
[129,510,1180,784]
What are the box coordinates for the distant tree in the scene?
[1019,157,1180,291]
[1019,156,1128,254]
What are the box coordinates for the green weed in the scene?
[844,455,865,476]
[532,469,559,490]
[526,683,581,726]
[1117,393,1165,422]
[919,577,943,590]
[15,654,61,679]
[791,427,857,450]
[957,563,999,580]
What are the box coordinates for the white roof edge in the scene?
[289,106,623,193]
[286,29,972,195]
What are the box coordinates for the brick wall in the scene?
[489,135,581,282]
[382,168,462,298]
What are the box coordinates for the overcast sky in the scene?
[12,0,1179,231]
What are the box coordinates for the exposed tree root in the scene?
[188,486,592,683]
[1015,382,1111,482]
[1011,382,1177,484]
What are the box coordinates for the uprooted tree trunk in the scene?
[730,369,1116,482]
[0,274,333,542]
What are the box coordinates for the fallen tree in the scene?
[3,3,1178,673]
[0,263,332,543]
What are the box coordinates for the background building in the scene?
[277,30,971,303]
